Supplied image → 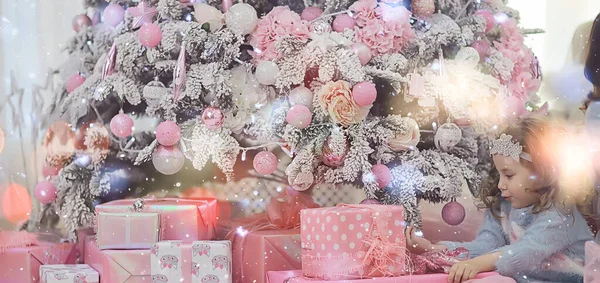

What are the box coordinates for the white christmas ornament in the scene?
[193,3,224,32]
[225,3,258,35]
[289,86,313,109]
[434,122,462,151]
[255,61,279,85]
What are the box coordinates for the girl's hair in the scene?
[477,117,594,218]
[585,12,600,103]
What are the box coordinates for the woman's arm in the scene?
[448,252,502,283]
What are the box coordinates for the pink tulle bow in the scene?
[0,230,39,254]
[411,247,470,274]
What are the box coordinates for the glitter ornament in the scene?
[202,107,224,130]
[442,201,466,226]
[2,183,31,224]
[156,120,181,146]
[34,181,58,205]
[310,20,332,34]
[301,6,323,21]
[371,164,392,188]
[256,61,279,85]
[152,145,185,175]
[475,10,495,32]
[193,3,224,32]
[138,23,162,48]
[225,3,258,35]
[333,14,356,32]
[103,3,125,27]
[102,42,117,80]
[352,81,377,106]
[173,43,186,102]
[322,135,349,167]
[72,14,92,32]
[253,151,278,175]
[42,163,61,177]
[289,86,314,109]
[412,0,435,18]
[351,43,372,66]
[360,198,381,205]
[286,105,312,129]
[110,112,134,138]
[289,172,314,191]
[434,122,462,152]
[66,73,86,93]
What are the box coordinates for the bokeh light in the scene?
[1,183,32,224]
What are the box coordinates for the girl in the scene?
[406,118,594,283]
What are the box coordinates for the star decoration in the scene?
[8,72,25,130]
[127,1,158,29]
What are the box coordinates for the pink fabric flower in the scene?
[248,6,310,61]
[350,0,378,26]
[376,3,411,23]
[355,18,395,56]
[317,80,371,126]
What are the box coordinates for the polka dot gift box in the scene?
[300,204,407,280]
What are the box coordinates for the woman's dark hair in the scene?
[585,13,600,87]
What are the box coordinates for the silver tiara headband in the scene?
[490,134,532,162]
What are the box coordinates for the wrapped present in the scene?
[84,236,152,282]
[96,211,161,250]
[585,241,600,283]
[40,264,99,283]
[266,270,500,283]
[0,231,77,283]
[301,204,406,280]
[150,240,232,283]
[96,197,218,242]
[75,228,95,264]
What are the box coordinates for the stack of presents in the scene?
[1,192,599,283]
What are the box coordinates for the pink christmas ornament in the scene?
[412,0,435,18]
[301,7,323,21]
[103,3,126,27]
[156,121,181,146]
[34,181,58,205]
[110,112,134,138]
[333,14,356,32]
[42,163,61,178]
[222,0,233,12]
[127,0,158,29]
[253,151,278,175]
[66,73,86,94]
[286,105,312,129]
[322,135,349,167]
[290,172,314,191]
[102,42,117,80]
[351,43,372,66]
[173,43,186,102]
[92,10,101,25]
[471,40,491,61]
[441,201,466,226]
[72,14,92,32]
[152,145,185,175]
[202,107,224,130]
[475,10,495,32]
[359,198,381,205]
[138,23,162,48]
[371,164,392,188]
[352,81,377,106]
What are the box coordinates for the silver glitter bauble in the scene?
[309,20,332,35]
[434,122,462,152]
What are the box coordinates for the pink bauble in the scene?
[34,181,58,205]
[371,164,392,188]
[152,145,185,175]
[110,113,134,138]
[352,81,377,106]
[156,121,181,146]
[103,3,126,27]
[138,23,162,48]
[290,172,314,191]
[360,198,381,205]
[333,14,356,32]
[66,74,86,94]
[92,10,102,25]
[253,151,278,175]
[351,43,372,66]
[472,40,491,61]
[286,105,312,129]
[441,201,466,226]
[475,10,495,32]
[72,14,92,32]
[501,96,527,118]
[322,136,349,167]
[301,7,323,21]
[202,107,224,130]
[42,163,61,178]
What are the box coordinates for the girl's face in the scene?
[493,154,542,209]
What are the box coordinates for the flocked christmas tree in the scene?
[33,0,544,237]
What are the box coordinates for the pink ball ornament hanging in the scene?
[371,164,392,188]
[66,74,86,94]
[412,0,435,18]
[34,181,58,205]
[322,135,349,167]
[42,163,61,178]
[152,145,186,175]
[253,151,278,175]
[156,121,181,146]
[202,107,224,130]
[351,43,372,66]
[472,40,491,62]
[441,200,466,226]
[103,3,126,27]
[352,81,377,106]
[286,105,312,129]
[333,14,356,32]
[475,10,495,32]
[110,112,134,138]
[301,7,323,21]
[91,10,102,25]
[72,14,92,32]
[138,23,162,48]
[360,198,381,205]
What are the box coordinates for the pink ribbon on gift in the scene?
[411,247,470,274]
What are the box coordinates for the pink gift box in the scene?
[301,205,406,280]
[585,241,600,283]
[40,264,99,283]
[0,242,77,283]
[96,212,160,250]
[266,270,500,283]
[96,198,218,242]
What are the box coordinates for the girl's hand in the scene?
[404,224,433,254]
[447,259,483,283]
